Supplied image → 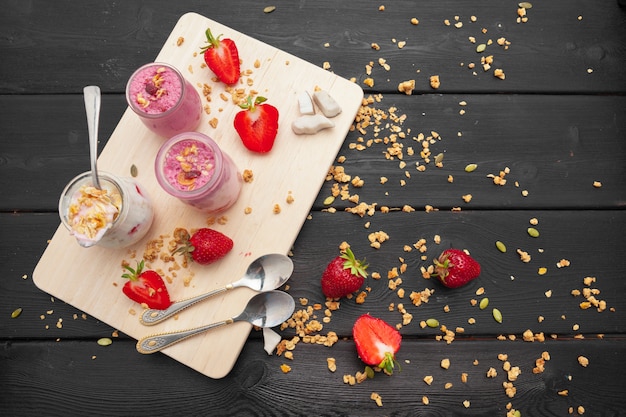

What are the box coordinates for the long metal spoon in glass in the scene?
[83,85,102,190]
[140,253,293,326]
[136,290,295,354]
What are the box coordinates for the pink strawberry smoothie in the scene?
[126,63,202,137]
[155,132,242,213]
[162,138,216,192]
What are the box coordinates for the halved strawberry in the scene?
[233,96,279,153]
[121,260,171,310]
[201,28,241,85]
[352,314,402,375]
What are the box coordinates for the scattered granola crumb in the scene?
[494,68,506,79]
[557,259,571,268]
[517,249,531,263]
[430,75,441,89]
[242,169,254,183]
[398,79,415,95]
[176,36,184,47]
[371,392,383,407]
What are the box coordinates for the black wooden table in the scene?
[2,1,626,416]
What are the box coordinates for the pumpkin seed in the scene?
[479,298,489,310]
[465,163,478,173]
[11,307,22,318]
[435,153,444,164]
[495,241,507,253]
[97,337,113,346]
[426,318,439,328]
[514,410,522,417]
[130,164,138,177]
[519,2,532,9]
[527,227,540,238]
[365,366,375,378]
[476,44,487,53]
[492,308,503,323]
[263,5,276,13]
[323,196,335,205]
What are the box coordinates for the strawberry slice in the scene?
[201,28,241,85]
[121,261,171,310]
[234,96,279,153]
[352,314,402,375]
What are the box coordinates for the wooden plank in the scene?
[2,338,625,416]
[1,0,625,94]
[315,93,626,210]
[4,209,626,338]
[0,95,127,211]
[2,94,625,211]
[31,12,364,379]
[288,210,626,337]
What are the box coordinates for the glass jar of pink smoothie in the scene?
[126,63,202,137]
[59,171,154,248]
[155,132,242,213]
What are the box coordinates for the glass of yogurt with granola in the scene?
[155,132,242,213]
[59,171,154,248]
[126,63,202,137]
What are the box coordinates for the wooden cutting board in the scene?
[33,12,363,378]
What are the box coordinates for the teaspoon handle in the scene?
[83,85,101,189]
[140,285,231,326]
[136,319,233,354]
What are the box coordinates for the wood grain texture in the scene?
[31,13,363,379]
[2,338,625,416]
[1,0,625,94]
[2,94,625,211]
[4,210,626,339]
[2,0,626,415]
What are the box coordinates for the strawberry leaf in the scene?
[340,247,368,279]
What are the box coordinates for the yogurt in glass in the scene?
[155,132,242,213]
[126,63,202,137]
[59,171,154,248]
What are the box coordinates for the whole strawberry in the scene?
[176,228,233,265]
[353,314,402,375]
[121,260,171,310]
[234,95,279,153]
[201,28,241,85]
[433,249,481,288]
[320,247,367,298]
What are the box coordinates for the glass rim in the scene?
[58,171,124,230]
[125,62,187,119]
[154,132,225,199]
